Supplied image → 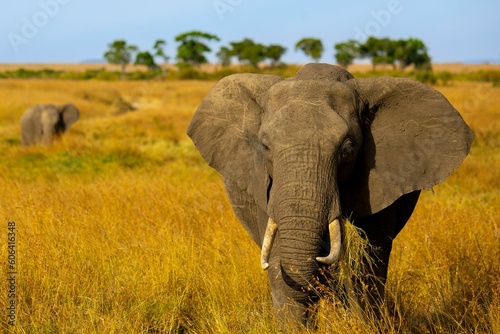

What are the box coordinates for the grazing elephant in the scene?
[20,103,80,146]
[187,63,473,327]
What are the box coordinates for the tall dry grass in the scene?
[0,76,498,333]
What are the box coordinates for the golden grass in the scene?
[0,76,498,333]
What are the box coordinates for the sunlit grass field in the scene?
[0,73,499,333]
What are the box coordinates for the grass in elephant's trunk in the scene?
[304,220,378,322]
[269,213,378,328]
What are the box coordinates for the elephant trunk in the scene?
[278,214,326,291]
[268,161,342,308]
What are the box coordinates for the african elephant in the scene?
[187,63,473,327]
[20,103,80,146]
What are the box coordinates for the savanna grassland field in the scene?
[0,64,499,333]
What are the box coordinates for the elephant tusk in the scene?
[261,218,278,270]
[316,219,342,265]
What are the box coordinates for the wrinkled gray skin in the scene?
[20,103,80,146]
[187,64,474,327]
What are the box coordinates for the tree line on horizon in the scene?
[103,30,432,79]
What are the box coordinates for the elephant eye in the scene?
[340,138,355,160]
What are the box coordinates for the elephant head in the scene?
[187,63,473,325]
[20,103,80,146]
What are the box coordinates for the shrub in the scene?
[175,67,209,80]
[94,71,121,81]
[414,70,437,85]
[437,71,454,86]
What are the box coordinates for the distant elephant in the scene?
[187,64,473,327]
[20,103,80,146]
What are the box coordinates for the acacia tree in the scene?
[394,38,431,70]
[152,39,169,74]
[175,31,220,67]
[265,44,287,67]
[357,36,431,70]
[295,38,324,62]
[359,36,397,69]
[334,40,359,69]
[134,51,157,71]
[104,40,138,79]
[230,38,266,69]
[216,46,232,67]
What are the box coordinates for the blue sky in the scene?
[1,0,499,64]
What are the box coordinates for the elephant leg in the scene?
[353,191,420,312]
[354,213,395,308]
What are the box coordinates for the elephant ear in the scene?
[187,74,283,209]
[343,77,474,218]
[58,103,80,128]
